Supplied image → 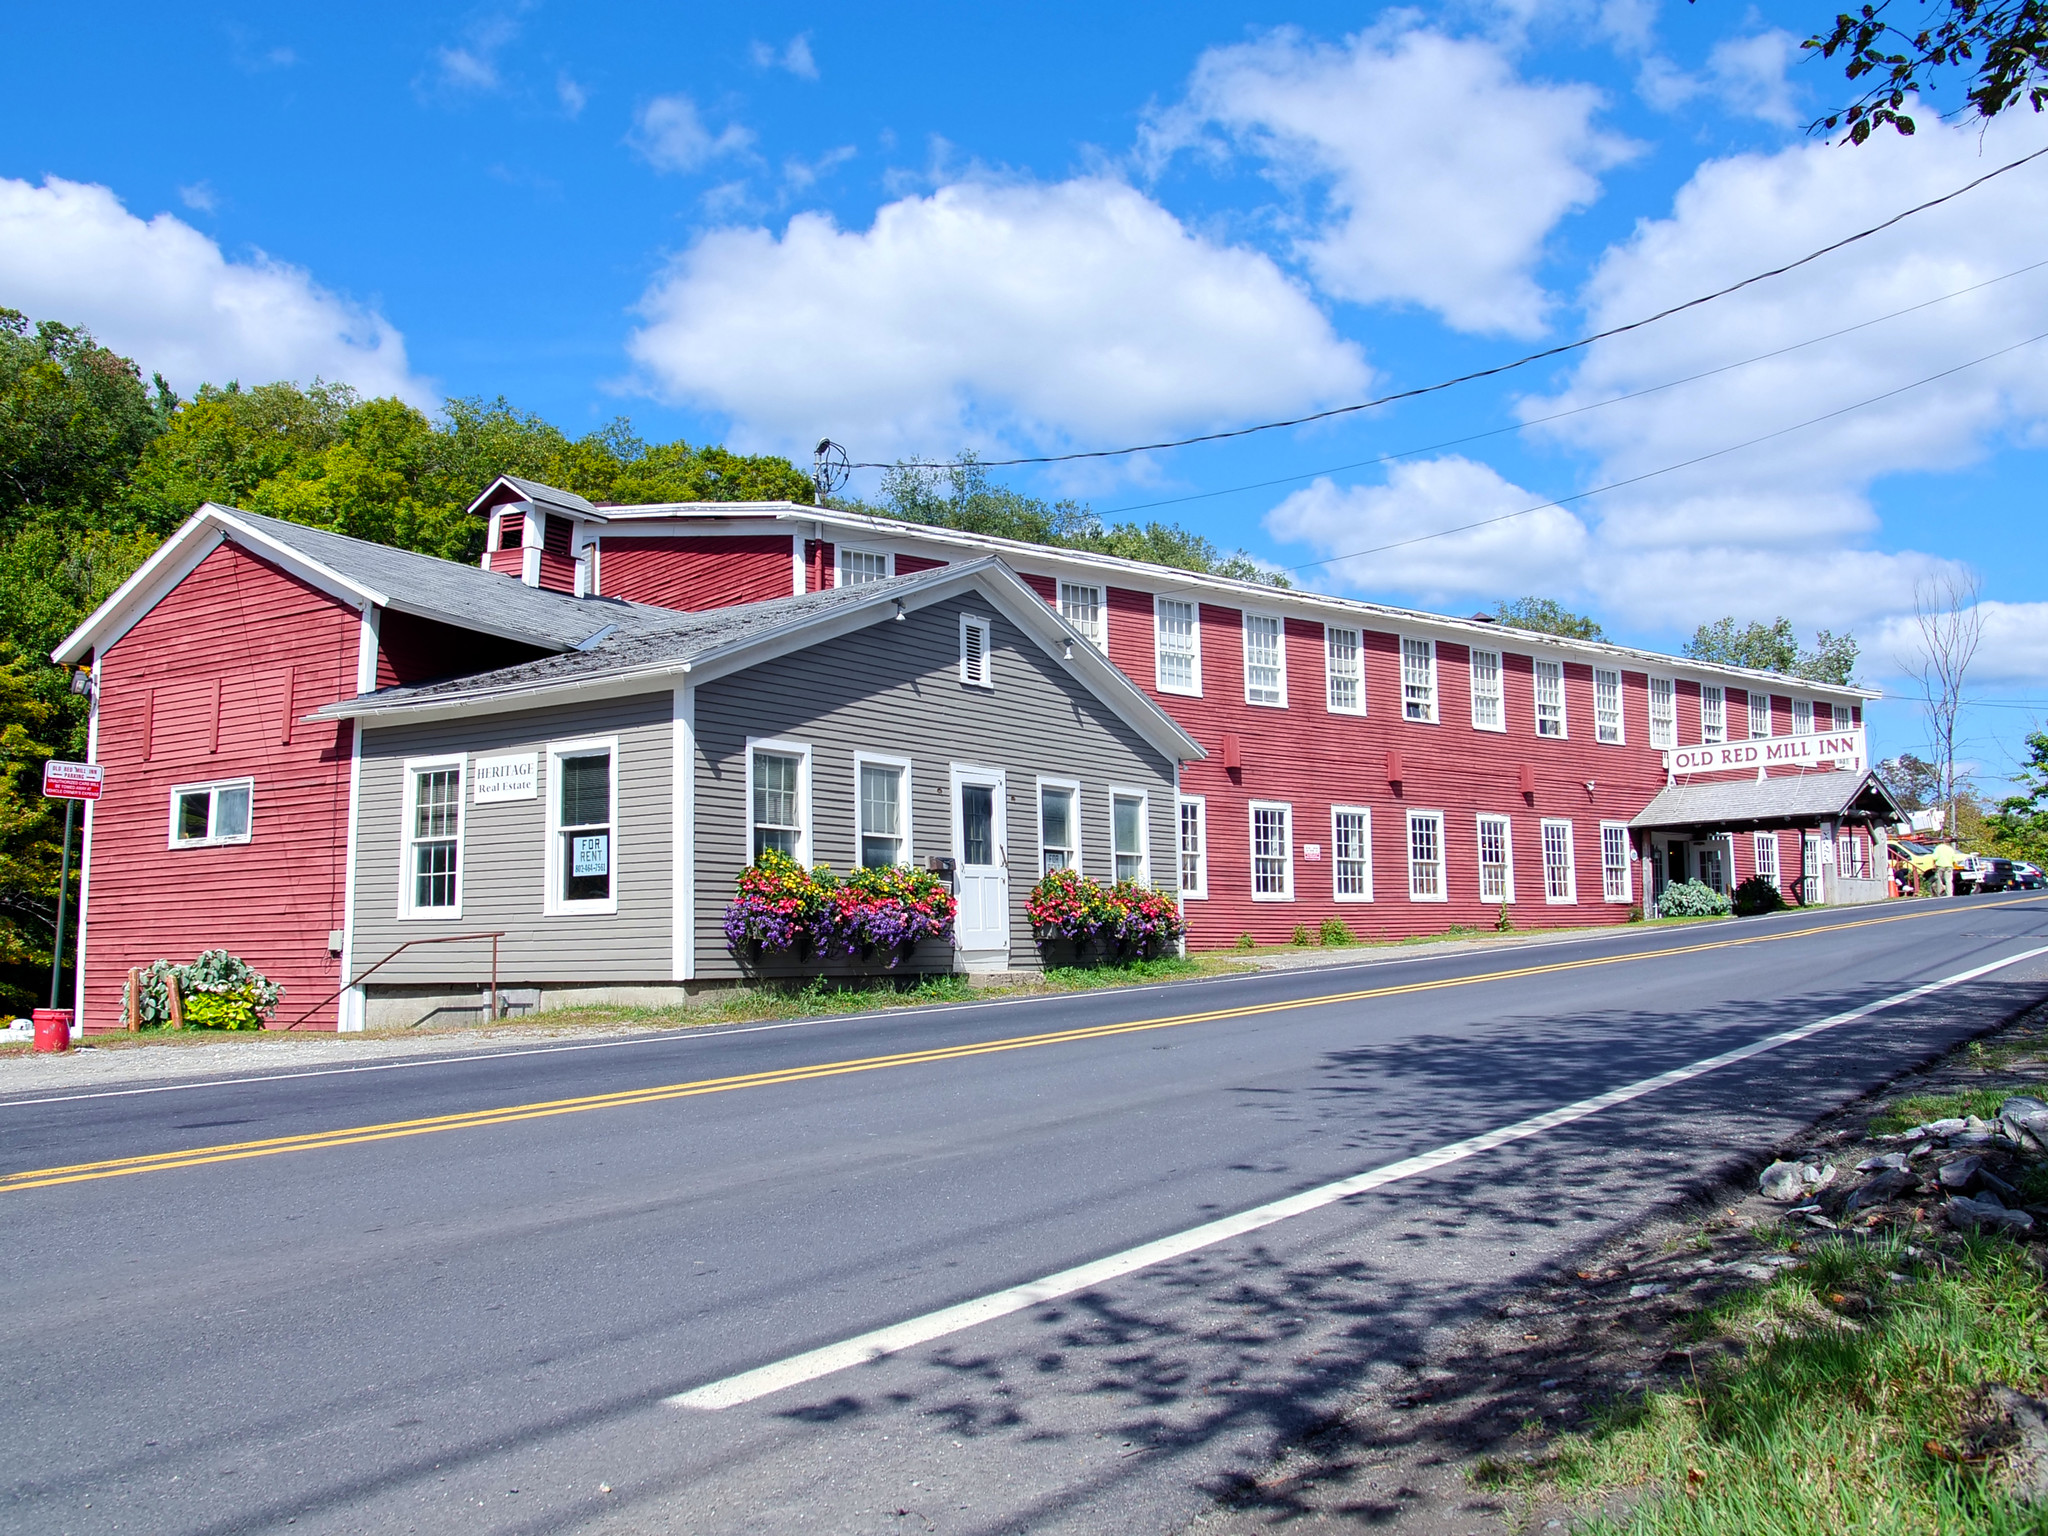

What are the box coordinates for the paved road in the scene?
[7,895,2048,1536]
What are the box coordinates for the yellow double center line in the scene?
[7,895,2044,1195]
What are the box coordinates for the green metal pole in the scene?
[49,797,74,1011]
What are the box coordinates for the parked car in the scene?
[1963,857,2017,894]
[2015,861,2048,890]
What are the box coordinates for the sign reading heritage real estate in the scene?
[472,753,537,804]
[1663,728,1865,776]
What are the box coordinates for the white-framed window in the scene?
[1243,612,1288,707]
[1178,795,1207,899]
[1594,667,1623,745]
[1754,831,1780,886]
[747,737,810,866]
[1470,648,1504,732]
[1541,818,1577,903]
[1111,790,1149,883]
[167,777,253,849]
[837,547,892,586]
[1060,581,1106,652]
[400,756,466,917]
[1838,833,1855,878]
[1401,636,1437,723]
[1039,779,1080,875]
[1534,659,1566,738]
[1325,625,1364,715]
[1477,813,1514,904]
[546,736,619,914]
[1648,677,1675,749]
[1792,698,1813,736]
[855,753,912,868]
[1154,596,1201,696]
[1407,809,1446,901]
[959,612,993,689]
[1600,822,1631,903]
[1332,806,1372,900]
[1700,684,1725,745]
[1250,801,1294,899]
[1748,691,1773,739]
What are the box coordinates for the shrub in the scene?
[1290,923,1312,947]
[123,950,282,1030]
[1732,873,1787,917]
[1235,932,1255,950]
[1495,901,1513,934]
[1318,917,1355,946]
[1657,878,1731,918]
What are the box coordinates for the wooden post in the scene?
[165,971,184,1030]
[126,968,141,1031]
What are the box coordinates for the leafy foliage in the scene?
[1683,616,1860,685]
[0,308,171,533]
[1986,729,2048,863]
[1878,751,1944,811]
[1024,867,1184,956]
[1658,878,1732,917]
[1805,0,2048,142]
[1732,874,1788,916]
[1493,596,1605,640]
[122,949,282,1030]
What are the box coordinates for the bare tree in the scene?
[1907,572,1986,886]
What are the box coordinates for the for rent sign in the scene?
[1663,729,1864,776]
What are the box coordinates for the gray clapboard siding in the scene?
[692,587,1178,976]
[353,692,673,984]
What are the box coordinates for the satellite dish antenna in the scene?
[811,439,849,506]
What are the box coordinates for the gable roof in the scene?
[313,557,1207,764]
[1630,768,1906,831]
[465,474,603,520]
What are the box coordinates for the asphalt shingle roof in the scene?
[1630,769,1902,830]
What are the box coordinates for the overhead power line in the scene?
[847,143,2048,473]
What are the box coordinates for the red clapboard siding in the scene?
[485,546,524,579]
[538,516,576,593]
[377,608,550,688]
[895,554,948,575]
[805,539,830,592]
[597,535,791,610]
[85,540,358,1031]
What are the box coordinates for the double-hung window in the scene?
[1839,833,1855,878]
[1040,781,1079,875]
[1594,667,1623,744]
[168,778,253,849]
[1154,597,1201,695]
[1060,581,1105,652]
[1748,691,1772,739]
[857,756,909,868]
[1648,677,1675,749]
[1754,832,1780,886]
[1250,802,1293,899]
[1700,685,1725,745]
[1178,796,1207,898]
[1325,626,1364,714]
[1332,806,1372,900]
[1401,637,1437,722]
[1534,659,1566,738]
[1541,819,1576,903]
[1112,791,1148,883]
[1477,813,1513,903]
[749,741,808,863]
[1792,698,1813,735]
[402,758,464,916]
[838,548,891,585]
[1244,613,1287,706]
[550,739,617,912]
[1600,823,1630,903]
[1407,809,1445,901]
[1470,648,1503,731]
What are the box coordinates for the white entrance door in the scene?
[951,766,1009,966]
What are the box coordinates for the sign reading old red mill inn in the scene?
[1662,730,1867,776]
[41,760,104,801]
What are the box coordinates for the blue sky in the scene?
[4,2,2046,784]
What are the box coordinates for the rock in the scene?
[1967,1116,1994,1134]
[1987,1386,2048,1503]
[1946,1195,2038,1236]
[1921,1118,1970,1136]
[1982,1167,2023,1204]
[1858,1152,1912,1173]
[1801,1212,1839,1230]
[1844,1167,1920,1213]
[1628,1282,1672,1299]
[2000,1096,2048,1120]
[1760,1160,1836,1202]
[1955,1131,1999,1149]
[1939,1155,1985,1192]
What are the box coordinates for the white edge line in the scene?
[669,941,2048,1411]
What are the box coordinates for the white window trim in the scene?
[1177,793,1208,899]
[1792,698,1814,736]
[398,753,467,920]
[1534,658,1568,740]
[1476,812,1515,905]
[1400,636,1439,724]
[1541,817,1578,905]
[1747,691,1773,740]
[1648,676,1676,750]
[1406,808,1447,903]
[834,546,894,586]
[1249,799,1295,901]
[852,750,914,869]
[1058,580,1107,653]
[1700,683,1726,746]
[1152,594,1203,697]
[743,734,812,876]
[166,776,256,850]
[1242,610,1289,709]
[958,611,994,690]
[1599,821,1632,905]
[1324,624,1366,716]
[544,734,622,917]
[1754,831,1780,886]
[1330,804,1374,902]
[1037,775,1083,879]
[1109,785,1151,886]
[1469,648,1505,733]
[1594,667,1625,746]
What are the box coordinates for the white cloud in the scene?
[177,181,217,214]
[435,45,499,92]
[1263,457,1591,605]
[625,176,1370,460]
[423,12,521,97]
[1638,28,1802,126]
[750,33,819,79]
[631,94,755,173]
[783,145,856,192]
[556,74,587,118]
[0,177,428,404]
[1871,600,2048,689]
[1148,23,1635,336]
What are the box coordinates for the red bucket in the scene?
[31,1009,72,1053]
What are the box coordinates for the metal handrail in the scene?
[283,931,506,1030]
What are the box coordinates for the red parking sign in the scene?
[42,761,103,801]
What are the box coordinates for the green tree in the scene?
[0,309,169,533]
[1683,616,1859,685]
[0,643,64,1013]
[1805,1,2048,142]
[1493,597,1605,641]
[1877,751,1943,810]
[1987,730,2048,862]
